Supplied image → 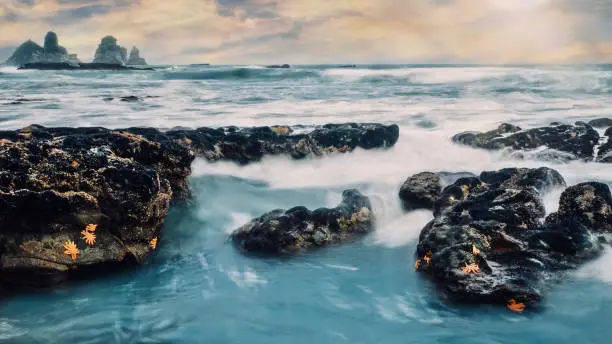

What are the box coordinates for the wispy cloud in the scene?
[0,0,610,64]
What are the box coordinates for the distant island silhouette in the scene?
[5,31,150,70]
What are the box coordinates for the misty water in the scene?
[1,64,612,343]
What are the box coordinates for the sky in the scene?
[0,0,611,64]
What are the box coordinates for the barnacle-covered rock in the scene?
[413,167,612,311]
[452,122,600,161]
[0,125,193,289]
[230,189,374,255]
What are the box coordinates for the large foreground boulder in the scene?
[231,189,373,255]
[410,167,609,311]
[0,125,194,289]
[453,122,600,162]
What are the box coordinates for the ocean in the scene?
[0,64,611,343]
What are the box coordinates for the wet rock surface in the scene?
[0,125,194,289]
[141,122,400,164]
[230,189,374,255]
[398,171,475,211]
[453,122,601,161]
[411,167,610,311]
[0,122,398,289]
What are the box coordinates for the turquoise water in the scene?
[1,65,612,343]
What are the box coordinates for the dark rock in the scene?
[414,167,609,311]
[157,122,399,164]
[453,122,600,161]
[93,36,128,65]
[265,64,291,69]
[120,96,141,102]
[0,125,194,289]
[126,47,147,66]
[547,182,612,233]
[0,121,397,291]
[588,118,612,128]
[18,62,154,71]
[399,172,442,211]
[230,189,373,255]
[479,167,566,194]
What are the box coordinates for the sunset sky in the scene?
[1,0,611,64]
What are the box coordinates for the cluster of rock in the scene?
[452,119,612,163]
[5,32,79,66]
[400,167,611,310]
[5,32,148,68]
[0,122,397,290]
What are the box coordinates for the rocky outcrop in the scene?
[453,122,600,162]
[93,36,127,65]
[126,47,147,66]
[230,189,373,255]
[140,122,400,165]
[5,32,78,66]
[0,125,194,289]
[5,40,44,66]
[0,122,398,290]
[410,167,610,311]
[399,172,475,211]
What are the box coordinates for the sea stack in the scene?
[126,46,148,65]
[5,32,78,66]
[93,36,127,65]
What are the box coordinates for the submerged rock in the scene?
[411,167,609,311]
[265,64,290,69]
[230,189,373,255]
[93,36,128,65]
[453,122,600,161]
[126,46,147,66]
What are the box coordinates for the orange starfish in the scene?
[424,255,431,264]
[507,299,525,313]
[81,230,96,246]
[414,259,421,270]
[472,245,480,256]
[85,224,97,232]
[63,240,79,261]
[461,263,480,274]
[150,237,158,249]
